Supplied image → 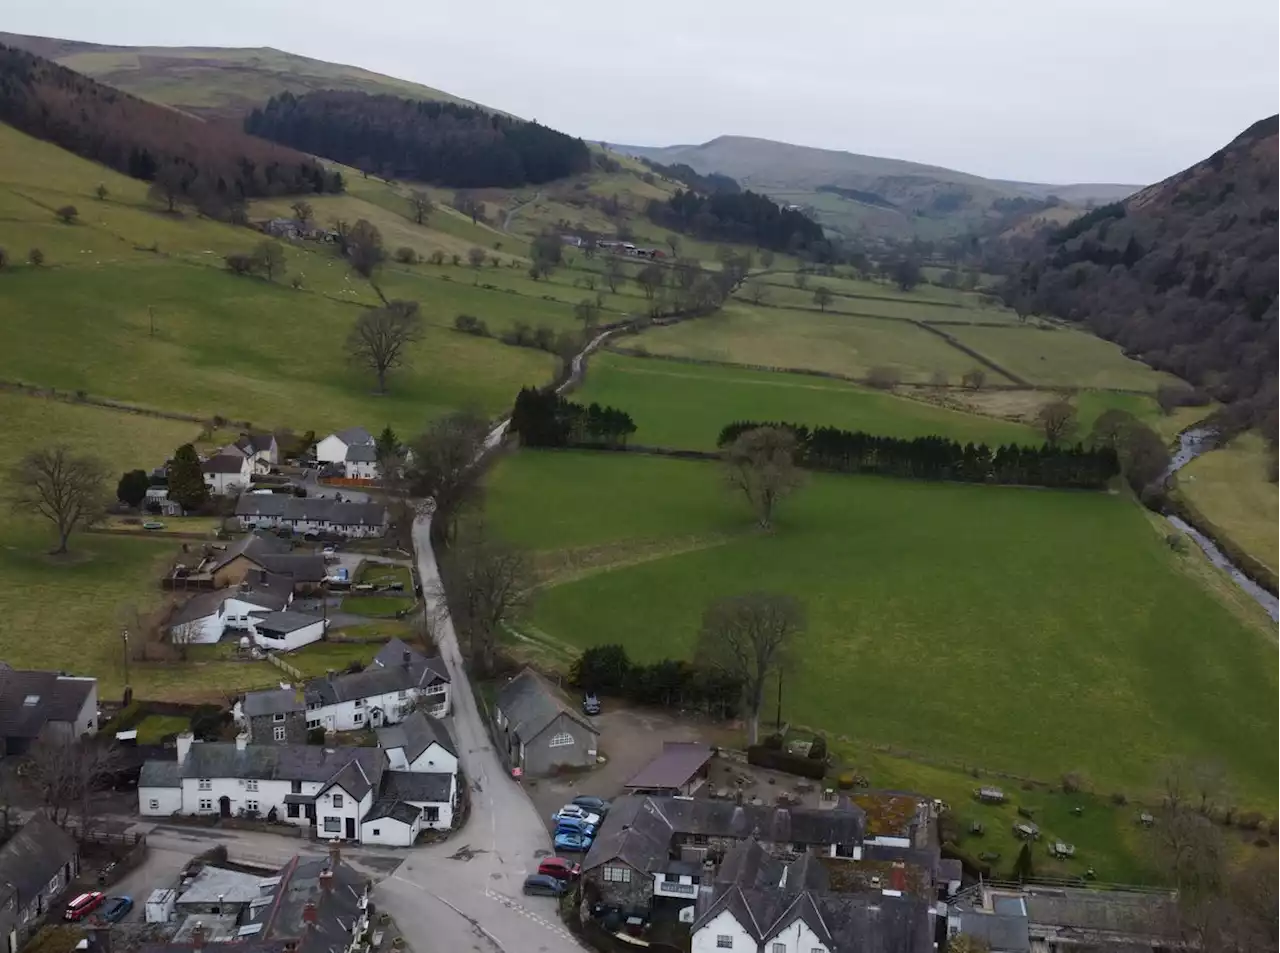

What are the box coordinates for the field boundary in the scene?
[0,379,247,428]
[909,321,1028,385]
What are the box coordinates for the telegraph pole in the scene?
[121,627,131,692]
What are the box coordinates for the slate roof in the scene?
[625,741,712,791]
[236,433,277,456]
[363,798,422,825]
[168,589,230,626]
[381,770,453,803]
[716,837,785,888]
[256,553,327,583]
[235,495,388,527]
[344,444,378,463]
[241,688,304,718]
[202,454,247,475]
[957,911,1031,952]
[335,427,374,446]
[253,611,324,635]
[210,532,292,573]
[322,751,384,801]
[376,710,457,761]
[305,656,447,707]
[782,850,830,893]
[0,668,95,740]
[139,759,182,788]
[937,857,963,884]
[495,668,597,742]
[178,865,265,906]
[0,814,78,907]
[175,740,383,788]
[372,638,450,682]
[1022,887,1179,938]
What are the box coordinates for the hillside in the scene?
[0,31,480,119]
[619,135,1141,241]
[1012,115,1279,412]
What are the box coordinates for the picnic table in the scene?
[1050,842,1076,858]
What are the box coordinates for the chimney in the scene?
[191,922,206,953]
[303,901,318,932]
[889,863,907,893]
[176,732,194,765]
[235,732,249,752]
[87,920,112,953]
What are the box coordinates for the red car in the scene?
[537,857,581,881]
[64,892,105,921]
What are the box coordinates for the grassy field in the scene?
[748,282,1019,325]
[487,450,1278,808]
[1178,432,1278,575]
[626,303,990,384]
[943,325,1175,391]
[574,352,1037,450]
[340,595,417,618]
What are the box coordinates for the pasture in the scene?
[1178,432,1279,575]
[487,450,1278,806]
[573,352,1038,450]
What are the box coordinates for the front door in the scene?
[219,796,231,818]
[345,817,355,839]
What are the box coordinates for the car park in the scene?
[552,805,601,826]
[101,896,133,923]
[537,858,581,881]
[553,831,593,852]
[64,893,105,921]
[554,817,597,837]
[570,795,610,815]
[523,874,569,897]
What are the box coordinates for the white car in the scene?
[552,805,601,826]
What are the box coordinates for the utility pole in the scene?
[775,666,783,733]
[148,306,155,338]
[121,627,131,691]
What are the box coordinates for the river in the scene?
[1163,428,1278,622]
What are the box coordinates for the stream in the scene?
[1163,428,1278,622]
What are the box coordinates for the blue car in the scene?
[554,830,593,852]
[554,818,597,838]
[101,896,133,923]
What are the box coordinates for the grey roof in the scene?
[495,668,598,743]
[716,838,785,888]
[210,532,293,573]
[0,668,95,740]
[1022,888,1179,938]
[958,911,1032,952]
[178,865,265,906]
[236,433,277,455]
[372,638,450,682]
[179,740,383,791]
[344,444,378,463]
[0,815,77,908]
[306,656,447,707]
[334,427,374,445]
[169,589,230,626]
[363,798,422,825]
[782,851,829,894]
[253,611,324,635]
[381,770,452,803]
[625,741,712,791]
[322,751,385,801]
[376,711,457,760]
[257,553,327,583]
[938,857,964,883]
[202,454,247,474]
[139,759,182,788]
[242,688,304,718]
[235,495,388,528]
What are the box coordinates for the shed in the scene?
[624,742,713,796]
[146,888,177,924]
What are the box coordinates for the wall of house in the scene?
[170,607,225,645]
[401,774,456,829]
[212,556,259,589]
[691,909,754,953]
[764,918,828,953]
[652,872,699,902]
[307,685,439,734]
[316,436,349,465]
[67,679,99,737]
[140,786,183,816]
[360,814,419,847]
[203,468,249,496]
[315,785,371,841]
[405,740,457,776]
[343,460,379,480]
[250,619,326,652]
[179,776,303,823]
[585,862,651,911]
[247,711,307,745]
[522,713,598,777]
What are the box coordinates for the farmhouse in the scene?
[376,708,458,773]
[493,668,599,776]
[343,442,380,480]
[316,426,374,466]
[201,453,252,496]
[220,432,279,473]
[0,814,80,953]
[0,664,98,757]
[235,495,389,538]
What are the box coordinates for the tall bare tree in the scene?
[635,262,665,300]
[604,257,625,293]
[347,300,424,394]
[436,523,532,676]
[1036,398,1077,445]
[404,410,492,545]
[745,280,770,306]
[408,190,435,225]
[346,219,385,279]
[290,200,313,224]
[723,426,804,530]
[254,240,286,282]
[170,619,202,662]
[961,367,987,390]
[27,736,123,830]
[812,286,833,311]
[695,592,805,744]
[9,445,108,555]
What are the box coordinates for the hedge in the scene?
[747,745,827,780]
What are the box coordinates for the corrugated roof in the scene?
[624,742,712,791]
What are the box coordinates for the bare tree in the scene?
[408,190,434,225]
[635,262,665,300]
[745,280,770,306]
[9,445,108,555]
[346,219,385,279]
[404,410,492,545]
[723,426,805,530]
[290,200,313,224]
[436,523,532,676]
[812,286,833,311]
[170,619,202,662]
[695,592,805,744]
[347,301,424,394]
[55,205,78,224]
[331,218,352,254]
[793,271,808,291]
[865,366,902,390]
[665,234,681,257]
[1036,398,1077,446]
[147,164,185,213]
[94,183,108,201]
[467,246,486,268]
[603,258,626,294]
[27,736,123,830]
[28,247,44,267]
[961,367,987,390]
[929,369,949,387]
[254,240,286,282]
[574,298,601,329]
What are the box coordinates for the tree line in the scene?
[647,188,825,253]
[638,157,741,195]
[0,45,342,207]
[717,421,1120,489]
[570,644,743,719]
[245,90,591,188]
[510,387,637,448]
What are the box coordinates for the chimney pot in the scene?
[402,650,411,667]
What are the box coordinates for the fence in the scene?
[267,653,303,680]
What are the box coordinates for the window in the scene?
[199,799,213,812]
[548,732,575,748]
[353,711,364,724]
[246,780,259,792]
[246,800,259,812]
[307,719,321,730]
[716,937,733,950]
[198,779,212,791]
[371,828,380,836]
[603,866,631,883]
[398,690,407,699]
[273,726,286,741]
[148,799,159,810]
[323,818,341,833]
[425,806,439,822]
[273,712,286,722]
[332,793,344,808]
[771,945,785,953]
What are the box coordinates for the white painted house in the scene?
[316,427,374,466]
[201,453,252,496]
[166,575,326,651]
[234,496,389,538]
[342,443,379,481]
[376,709,458,774]
[302,639,450,733]
[228,433,280,474]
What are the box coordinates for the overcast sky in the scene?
[7,0,1278,184]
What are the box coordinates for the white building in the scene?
[342,443,379,481]
[0,667,98,755]
[376,708,458,774]
[166,575,326,651]
[302,639,451,733]
[201,453,252,496]
[316,427,374,466]
[234,495,389,538]
[228,433,280,474]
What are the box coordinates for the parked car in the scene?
[570,795,611,815]
[141,521,165,531]
[64,893,105,921]
[553,831,593,852]
[101,896,133,923]
[552,805,601,826]
[582,693,601,715]
[554,817,597,837]
[537,858,581,881]
[523,874,569,897]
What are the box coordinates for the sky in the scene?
[6,0,1279,185]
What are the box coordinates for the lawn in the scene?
[487,450,1278,807]
[573,352,1037,450]
[340,595,417,618]
[134,714,190,744]
[747,282,1018,325]
[354,562,413,589]
[942,325,1176,390]
[1178,432,1278,575]
[626,303,990,384]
